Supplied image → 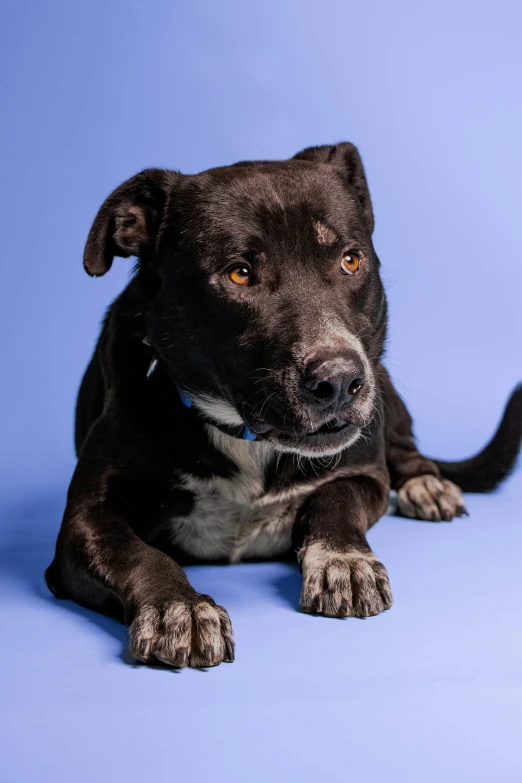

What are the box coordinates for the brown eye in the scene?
[341,252,360,275]
[227,265,251,286]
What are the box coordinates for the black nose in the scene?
[303,355,365,411]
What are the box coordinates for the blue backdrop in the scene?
[1,2,521,782]
[1,0,520,499]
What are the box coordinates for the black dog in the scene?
[46,143,522,668]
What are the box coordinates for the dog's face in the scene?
[84,144,387,457]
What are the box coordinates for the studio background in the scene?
[1,2,521,782]
[2,0,521,500]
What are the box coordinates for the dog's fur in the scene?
[46,143,522,668]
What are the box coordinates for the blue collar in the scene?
[176,385,257,441]
[144,342,257,441]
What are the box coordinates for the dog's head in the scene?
[84,143,387,457]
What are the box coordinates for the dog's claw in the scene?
[224,637,235,663]
[172,649,188,669]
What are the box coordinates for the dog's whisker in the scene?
[258,392,276,420]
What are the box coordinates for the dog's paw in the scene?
[398,475,468,522]
[299,544,393,618]
[129,595,234,668]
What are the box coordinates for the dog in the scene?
[45,142,522,668]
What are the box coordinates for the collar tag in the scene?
[146,358,158,379]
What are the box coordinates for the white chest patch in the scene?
[169,426,307,563]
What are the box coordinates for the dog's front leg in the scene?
[295,476,393,618]
[46,467,234,668]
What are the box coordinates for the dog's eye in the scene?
[227,265,251,286]
[341,252,360,275]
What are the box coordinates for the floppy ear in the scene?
[83,168,180,276]
[293,142,374,234]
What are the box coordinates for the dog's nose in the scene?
[303,355,365,410]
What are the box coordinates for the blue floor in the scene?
[2,473,522,783]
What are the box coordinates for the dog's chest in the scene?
[168,429,301,563]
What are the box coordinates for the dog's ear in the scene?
[84,168,180,277]
[293,143,374,233]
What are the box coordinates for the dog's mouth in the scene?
[312,417,349,436]
[258,416,360,457]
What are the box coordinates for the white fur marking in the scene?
[313,219,338,246]
[170,426,297,561]
[191,395,245,428]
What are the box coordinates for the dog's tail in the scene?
[433,384,522,492]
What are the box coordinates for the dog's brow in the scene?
[313,220,338,246]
